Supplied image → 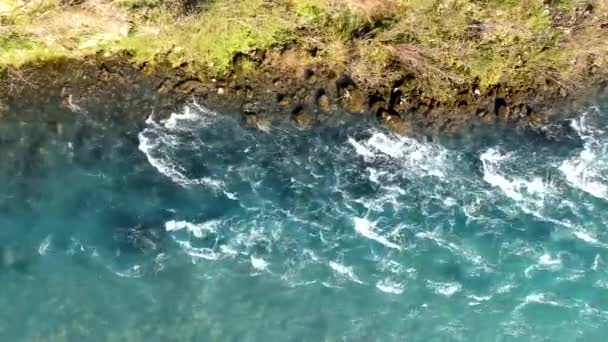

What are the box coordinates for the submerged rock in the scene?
[244,113,272,132]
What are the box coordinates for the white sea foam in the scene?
[174,239,221,260]
[427,281,462,297]
[366,167,386,184]
[38,235,52,256]
[468,295,492,302]
[353,217,401,250]
[573,229,601,245]
[251,256,269,271]
[592,254,602,271]
[521,292,562,307]
[415,231,486,268]
[113,265,143,278]
[376,279,404,294]
[496,283,515,294]
[138,128,189,185]
[559,110,608,200]
[348,131,448,178]
[165,219,219,238]
[348,137,375,161]
[162,104,214,130]
[559,153,608,200]
[329,261,364,284]
[525,253,562,277]
[467,294,492,306]
[480,147,551,210]
[138,104,225,189]
[538,253,562,267]
[165,219,223,260]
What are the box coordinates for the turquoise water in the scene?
[1,98,608,341]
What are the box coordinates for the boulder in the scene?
[341,87,366,114]
[378,109,412,136]
[292,106,312,128]
[317,93,331,112]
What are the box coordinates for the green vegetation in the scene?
[1,0,607,99]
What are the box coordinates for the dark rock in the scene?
[511,103,533,118]
[494,97,507,115]
[340,87,366,114]
[59,0,86,6]
[316,90,330,112]
[276,93,286,105]
[526,105,548,128]
[279,94,292,107]
[335,74,356,90]
[246,86,254,99]
[244,113,272,132]
[369,94,386,114]
[389,88,403,109]
[292,105,312,128]
[242,102,258,115]
[175,79,205,94]
[497,105,509,118]
[537,120,577,141]
[377,108,412,136]
[304,69,317,84]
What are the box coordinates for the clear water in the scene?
[2,98,608,341]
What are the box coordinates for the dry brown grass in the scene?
[24,1,130,48]
[340,0,405,21]
[269,48,317,76]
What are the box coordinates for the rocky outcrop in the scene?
[1,53,600,138]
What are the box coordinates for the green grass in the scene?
[1,0,607,100]
[0,32,66,66]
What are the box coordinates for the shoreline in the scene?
[1,52,606,136]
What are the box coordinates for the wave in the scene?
[164,219,223,260]
[165,219,220,238]
[376,279,404,294]
[38,235,52,256]
[138,103,225,189]
[558,108,608,200]
[329,261,364,284]
[480,147,552,209]
[348,130,449,178]
[353,217,401,251]
[251,256,269,271]
[427,280,462,297]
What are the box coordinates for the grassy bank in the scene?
[1,0,607,100]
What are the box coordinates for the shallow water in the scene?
[1,98,608,341]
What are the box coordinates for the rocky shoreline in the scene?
[1,53,607,137]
